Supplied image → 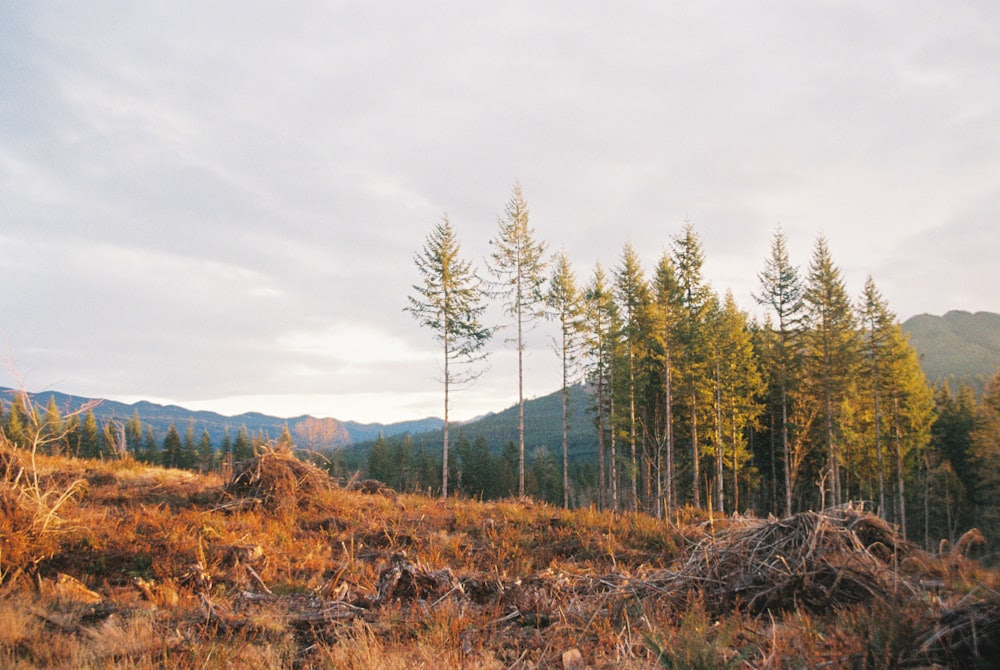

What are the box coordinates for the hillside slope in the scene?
[903,310,1000,393]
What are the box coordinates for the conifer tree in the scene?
[407,215,491,498]
[162,423,182,468]
[652,252,683,517]
[614,243,652,512]
[80,409,101,459]
[42,397,63,455]
[198,429,214,472]
[125,410,143,455]
[858,276,893,516]
[755,228,803,516]
[233,426,253,463]
[142,426,158,464]
[487,183,547,497]
[547,250,584,508]
[583,263,619,510]
[672,223,714,508]
[802,236,859,507]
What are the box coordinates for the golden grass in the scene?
[1,442,998,668]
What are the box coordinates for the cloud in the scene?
[2,2,999,421]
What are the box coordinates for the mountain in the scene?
[0,387,442,450]
[351,384,599,463]
[902,310,1000,394]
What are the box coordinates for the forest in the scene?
[399,184,1000,556]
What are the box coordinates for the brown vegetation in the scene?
[1,441,999,668]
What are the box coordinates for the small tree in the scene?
[406,215,491,498]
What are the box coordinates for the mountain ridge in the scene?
[0,387,442,449]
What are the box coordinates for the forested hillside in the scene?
[902,310,1000,394]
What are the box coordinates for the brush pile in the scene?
[226,449,336,512]
[907,591,1000,666]
[660,505,916,615]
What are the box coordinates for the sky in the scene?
[2,2,998,424]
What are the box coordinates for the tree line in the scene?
[406,183,1000,549]
[0,394,287,473]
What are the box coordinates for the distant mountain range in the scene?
[0,387,442,450]
[901,310,1000,394]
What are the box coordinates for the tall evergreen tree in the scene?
[487,183,548,497]
[652,252,683,517]
[547,250,584,508]
[755,228,803,516]
[407,215,492,498]
[583,263,619,510]
[802,236,859,507]
[614,243,652,512]
[672,223,714,508]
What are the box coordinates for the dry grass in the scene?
[0,441,998,668]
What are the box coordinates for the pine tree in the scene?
[652,252,683,517]
[858,276,894,516]
[233,426,254,463]
[547,250,584,508]
[198,429,214,472]
[80,409,101,459]
[802,236,859,507]
[672,223,714,508]
[42,397,63,455]
[142,426,158,464]
[487,183,547,497]
[181,420,198,470]
[407,215,492,498]
[614,243,653,512]
[755,228,803,516]
[162,424,183,468]
[125,410,143,455]
[583,263,619,510]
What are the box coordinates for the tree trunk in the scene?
[893,395,906,539]
[442,328,450,498]
[562,328,570,509]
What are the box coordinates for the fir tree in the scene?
[802,236,859,507]
[547,250,584,508]
[162,424,183,468]
[583,263,619,510]
[614,243,653,512]
[672,223,714,508]
[487,183,548,497]
[652,252,682,517]
[755,228,803,516]
[406,215,491,498]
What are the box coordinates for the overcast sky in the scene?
[2,2,998,424]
